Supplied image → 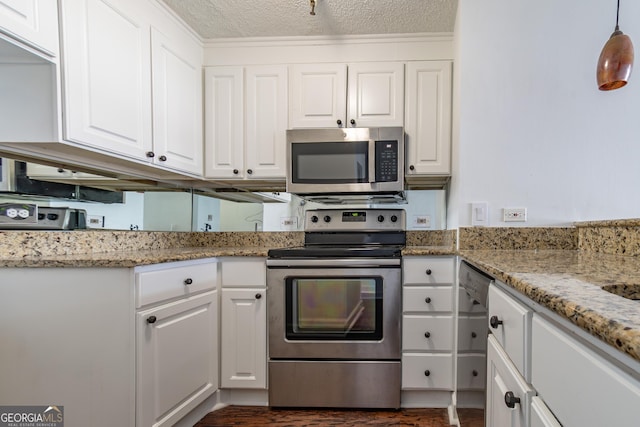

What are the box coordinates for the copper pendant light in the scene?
[597,0,634,91]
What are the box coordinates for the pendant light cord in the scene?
[615,0,620,30]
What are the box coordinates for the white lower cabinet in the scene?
[401,256,455,395]
[531,314,640,427]
[219,258,267,389]
[486,335,533,427]
[0,258,218,427]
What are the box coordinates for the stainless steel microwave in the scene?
[286,127,404,195]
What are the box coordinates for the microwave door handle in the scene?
[369,139,376,184]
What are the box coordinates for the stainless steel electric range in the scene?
[266,208,406,409]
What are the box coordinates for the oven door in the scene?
[267,258,401,360]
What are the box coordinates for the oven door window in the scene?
[290,141,369,184]
[285,276,383,340]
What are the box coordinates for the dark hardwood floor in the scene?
[195,406,484,427]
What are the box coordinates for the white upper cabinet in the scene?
[289,63,347,128]
[405,61,452,175]
[289,62,404,128]
[60,0,203,176]
[0,0,59,56]
[205,65,288,180]
[60,0,153,160]
[150,26,203,175]
[347,62,404,128]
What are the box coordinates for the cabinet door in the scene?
[289,63,347,128]
[137,290,218,427]
[221,287,267,388]
[347,62,404,128]
[61,0,153,159]
[405,61,452,175]
[0,0,59,56]
[486,335,532,427]
[204,66,244,178]
[151,26,203,175]
[530,397,561,427]
[245,65,287,179]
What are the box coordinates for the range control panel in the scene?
[0,203,37,225]
[304,208,406,232]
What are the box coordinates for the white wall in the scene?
[143,192,192,231]
[451,0,640,227]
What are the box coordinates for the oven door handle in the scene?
[266,258,401,267]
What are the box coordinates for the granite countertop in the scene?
[0,246,271,268]
[460,249,640,363]
[402,246,456,256]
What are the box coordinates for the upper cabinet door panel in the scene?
[204,66,244,178]
[289,63,347,128]
[347,62,404,128]
[151,27,203,175]
[405,61,452,175]
[60,0,152,159]
[245,65,288,179]
[0,0,59,56]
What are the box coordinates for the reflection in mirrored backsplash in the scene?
[0,158,447,231]
[0,189,447,231]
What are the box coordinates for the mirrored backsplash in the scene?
[0,159,447,231]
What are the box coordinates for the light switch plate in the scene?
[471,202,489,226]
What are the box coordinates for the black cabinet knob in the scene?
[255,293,262,299]
[147,316,157,324]
[159,155,167,161]
[336,119,342,126]
[472,370,479,377]
[146,151,155,158]
[504,391,521,408]
[424,370,431,377]
[425,297,432,304]
[184,278,193,285]
[425,269,432,276]
[424,331,431,338]
[233,169,239,175]
[350,119,356,126]
[247,169,253,175]
[490,315,504,329]
[57,168,65,173]
[409,165,415,171]
[471,332,477,338]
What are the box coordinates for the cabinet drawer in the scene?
[403,257,454,285]
[136,260,217,308]
[458,287,487,314]
[402,353,453,390]
[457,353,486,390]
[221,258,266,287]
[402,315,453,351]
[403,286,452,313]
[458,315,488,352]
[488,284,531,379]
[532,315,640,427]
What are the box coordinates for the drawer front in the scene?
[458,315,488,352]
[403,286,453,313]
[458,288,487,314]
[136,260,217,308]
[457,353,486,390]
[402,353,453,390]
[402,315,453,351]
[221,258,266,287]
[532,315,640,427]
[403,256,454,285]
[488,285,530,378]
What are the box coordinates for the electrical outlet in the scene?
[280,216,298,230]
[503,208,527,222]
[412,215,431,228]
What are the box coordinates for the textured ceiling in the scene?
[160,0,458,39]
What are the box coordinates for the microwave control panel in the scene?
[375,140,398,182]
